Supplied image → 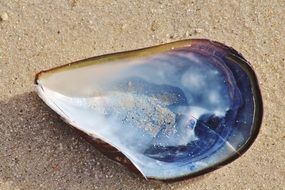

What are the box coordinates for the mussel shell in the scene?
[35,39,263,181]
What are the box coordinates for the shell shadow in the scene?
[0,92,207,189]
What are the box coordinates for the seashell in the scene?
[35,39,263,181]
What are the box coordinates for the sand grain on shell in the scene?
[88,92,177,137]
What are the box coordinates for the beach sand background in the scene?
[0,1,284,189]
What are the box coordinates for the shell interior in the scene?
[35,40,262,180]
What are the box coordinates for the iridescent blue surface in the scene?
[110,48,252,164]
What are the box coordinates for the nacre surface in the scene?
[35,39,263,180]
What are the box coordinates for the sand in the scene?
[0,1,284,189]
